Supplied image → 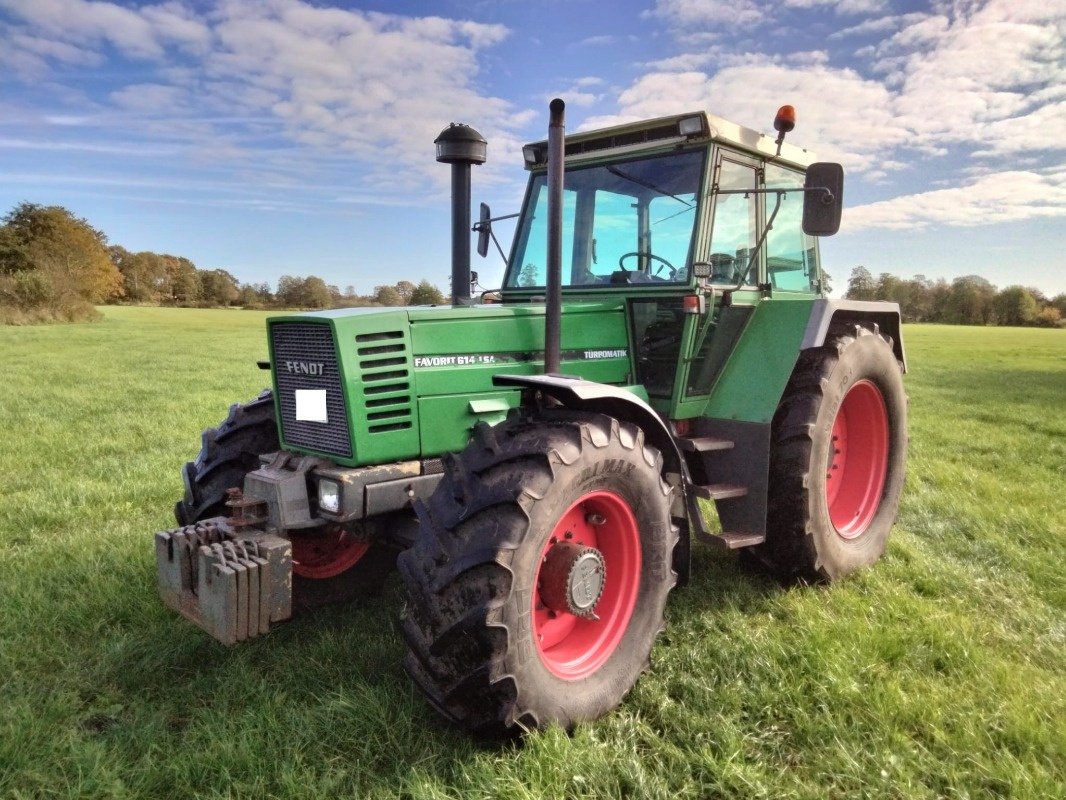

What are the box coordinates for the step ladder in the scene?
[679,434,765,550]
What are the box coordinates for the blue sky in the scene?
[1,0,1063,297]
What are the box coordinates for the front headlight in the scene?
[318,479,341,514]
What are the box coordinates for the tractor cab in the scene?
[495,109,840,422]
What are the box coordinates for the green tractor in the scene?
[156,100,907,735]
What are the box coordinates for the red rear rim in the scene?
[826,379,889,539]
[292,526,370,579]
[532,490,641,680]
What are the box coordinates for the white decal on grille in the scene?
[295,389,328,423]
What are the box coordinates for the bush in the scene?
[0,300,101,325]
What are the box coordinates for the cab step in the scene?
[693,483,748,500]
[706,530,766,549]
[677,435,735,453]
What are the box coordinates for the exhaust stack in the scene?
[435,123,487,305]
[544,98,565,374]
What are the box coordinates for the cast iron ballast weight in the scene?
[157,99,908,735]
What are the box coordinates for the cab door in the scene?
[671,148,763,418]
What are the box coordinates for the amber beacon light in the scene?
[774,104,796,155]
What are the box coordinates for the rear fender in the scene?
[801,299,907,371]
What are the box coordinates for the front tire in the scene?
[760,323,907,582]
[399,411,678,735]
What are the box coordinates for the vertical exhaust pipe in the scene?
[544,98,565,374]
[435,123,487,306]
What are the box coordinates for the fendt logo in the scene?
[284,360,325,376]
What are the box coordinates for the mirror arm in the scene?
[472,212,519,265]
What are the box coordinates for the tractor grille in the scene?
[355,331,413,434]
[271,322,352,458]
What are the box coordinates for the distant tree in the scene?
[302,276,332,308]
[942,275,996,325]
[199,269,240,306]
[0,221,29,274]
[1049,293,1066,317]
[820,268,832,295]
[0,203,122,303]
[394,280,416,305]
[519,262,538,287]
[373,285,403,306]
[274,275,331,308]
[115,249,168,302]
[275,275,305,307]
[238,281,274,308]
[162,255,200,305]
[844,265,877,301]
[410,279,446,305]
[993,286,1039,327]
[1035,306,1062,328]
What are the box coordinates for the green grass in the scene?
[1,307,1063,799]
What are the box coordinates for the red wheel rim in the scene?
[826,379,889,539]
[291,527,370,579]
[532,490,641,680]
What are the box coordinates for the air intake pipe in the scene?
[435,122,487,305]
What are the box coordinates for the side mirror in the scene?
[802,162,844,236]
[476,202,491,258]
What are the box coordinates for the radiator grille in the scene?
[271,322,352,458]
[355,331,413,434]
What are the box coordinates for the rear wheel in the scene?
[399,411,678,735]
[176,391,392,606]
[758,324,907,582]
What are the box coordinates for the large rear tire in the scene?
[399,410,678,735]
[175,390,392,606]
[759,323,907,582]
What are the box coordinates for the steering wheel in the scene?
[617,251,678,280]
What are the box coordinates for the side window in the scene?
[765,164,819,292]
[708,159,758,284]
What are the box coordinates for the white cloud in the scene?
[845,168,1066,230]
[606,0,1065,173]
[649,0,890,31]
[829,12,930,39]
[577,35,616,46]
[584,61,906,173]
[0,0,520,190]
[647,0,764,29]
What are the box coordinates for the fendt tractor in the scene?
[156,100,907,735]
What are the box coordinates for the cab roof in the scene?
[523,110,816,172]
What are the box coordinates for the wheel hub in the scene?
[539,540,606,618]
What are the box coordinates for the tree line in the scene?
[845,267,1064,328]
[0,203,446,324]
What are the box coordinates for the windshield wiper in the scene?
[606,165,694,208]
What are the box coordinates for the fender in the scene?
[492,374,684,475]
[492,373,692,584]
[801,299,907,371]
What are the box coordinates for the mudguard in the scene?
[493,373,692,584]
[801,299,907,371]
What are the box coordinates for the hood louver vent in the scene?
[355,331,413,434]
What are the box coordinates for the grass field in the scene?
[1,306,1063,799]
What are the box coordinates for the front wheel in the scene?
[398,411,678,735]
[758,323,907,582]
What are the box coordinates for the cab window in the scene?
[707,159,758,285]
[765,164,820,292]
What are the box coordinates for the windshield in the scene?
[505,149,705,288]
